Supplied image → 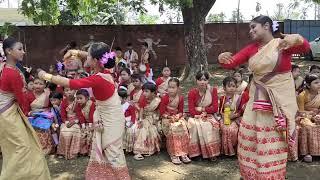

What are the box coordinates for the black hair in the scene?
[195,71,210,80]
[310,65,320,73]
[142,82,157,93]
[233,69,244,76]
[89,42,115,69]
[223,76,238,87]
[118,85,128,98]
[252,15,274,35]
[292,64,300,72]
[3,37,18,56]
[127,43,132,47]
[162,66,170,71]
[115,47,122,51]
[76,89,90,98]
[131,73,142,81]
[117,62,127,69]
[305,74,320,89]
[168,77,180,87]
[142,42,148,48]
[49,92,63,99]
[120,68,131,75]
[47,82,57,92]
[80,72,89,78]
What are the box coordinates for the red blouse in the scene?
[159,94,184,116]
[60,98,82,123]
[124,105,137,124]
[188,87,219,116]
[155,77,164,87]
[220,39,310,71]
[24,91,50,114]
[69,73,115,101]
[0,66,27,114]
[76,101,95,124]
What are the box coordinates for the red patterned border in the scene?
[238,142,287,156]
[188,142,220,158]
[238,131,285,144]
[238,154,287,168]
[85,161,131,180]
[239,163,286,180]
[241,121,276,132]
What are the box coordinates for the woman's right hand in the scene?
[218,52,233,64]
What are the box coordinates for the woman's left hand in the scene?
[278,33,303,51]
[37,69,47,80]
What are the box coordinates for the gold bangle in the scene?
[43,73,53,82]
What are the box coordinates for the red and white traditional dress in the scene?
[57,98,82,159]
[69,70,130,179]
[220,38,310,180]
[0,63,50,179]
[77,99,95,155]
[155,76,170,97]
[160,94,190,157]
[133,95,161,155]
[187,86,221,158]
[26,90,54,155]
[122,102,137,153]
[219,91,249,156]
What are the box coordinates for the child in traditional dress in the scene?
[129,73,144,109]
[119,86,137,153]
[160,78,191,165]
[156,67,171,97]
[75,89,95,156]
[133,82,161,160]
[219,77,249,156]
[57,87,81,159]
[292,65,304,94]
[49,92,63,147]
[119,68,132,87]
[297,74,320,162]
[187,71,221,161]
[26,78,54,155]
[233,69,248,95]
[27,79,34,92]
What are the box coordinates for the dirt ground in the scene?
[47,152,320,180]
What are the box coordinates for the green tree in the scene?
[137,13,159,24]
[0,22,16,39]
[230,9,244,22]
[207,12,226,22]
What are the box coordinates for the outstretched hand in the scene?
[37,69,47,80]
[278,33,303,51]
[218,52,233,64]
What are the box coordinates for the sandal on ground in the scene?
[134,154,144,161]
[303,155,312,163]
[144,153,153,157]
[181,155,191,164]
[209,157,217,162]
[57,155,64,159]
[171,156,182,165]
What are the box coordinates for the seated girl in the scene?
[292,64,304,95]
[160,78,191,165]
[57,87,82,159]
[297,74,320,162]
[219,77,249,156]
[129,73,144,109]
[75,89,95,156]
[187,71,220,161]
[233,69,248,95]
[133,82,161,160]
[118,86,137,153]
[156,67,171,97]
[26,78,54,155]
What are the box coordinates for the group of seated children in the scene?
[119,66,250,164]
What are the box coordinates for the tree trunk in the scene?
[180,0,216,82]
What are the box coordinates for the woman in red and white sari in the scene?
[187,71,221,161]
[219,15,310,180]
[39,42,130,179]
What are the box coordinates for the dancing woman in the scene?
[39,42,130,179]
[0,37,50,179]
[218,15,310,180]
